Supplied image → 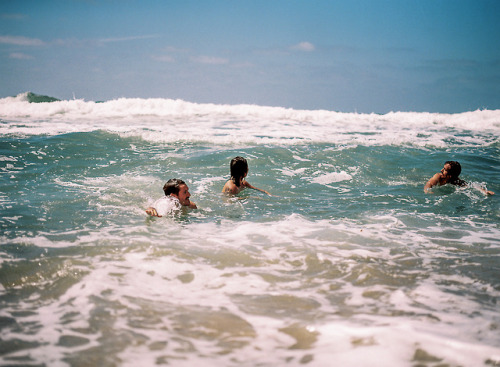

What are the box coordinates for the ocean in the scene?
[1,92,499,366]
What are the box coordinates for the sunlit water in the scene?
[1,93,499,366]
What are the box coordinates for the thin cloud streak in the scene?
[1,13,28,20]
[152,55,175,63]
[0,35,45,46]
[98,34,160,43]
[194,56,229,65]
[9,52,33,59]
[291,42,315,52]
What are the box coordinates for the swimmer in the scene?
[424,161,494,195]
[222,156,271,196]
[146,178,197,217]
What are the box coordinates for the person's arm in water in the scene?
[476,187,494,195]
[222,179,271,196]
[145,207,161,217]
[424,173,441,193]
[425,172,494,195]
[145,201,196,216]
[242,180,271,196]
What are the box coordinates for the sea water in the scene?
[0,92,499,366]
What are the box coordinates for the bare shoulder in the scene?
[424,172,441,192]
[222,180,239,194]
[429,172,442,183]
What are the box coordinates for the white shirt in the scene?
[152,196,182,216]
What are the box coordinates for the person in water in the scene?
[424,161,494,195]
[146,178,197,217]
[222,156,271,195]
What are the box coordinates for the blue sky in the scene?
[1,0,499,113]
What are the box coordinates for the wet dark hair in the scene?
[163,178,186,196]
[445,161,466,186]
[230,156,248,187]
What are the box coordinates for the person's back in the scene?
[222,156,271,196]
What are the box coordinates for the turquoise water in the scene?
[0,94,499,366]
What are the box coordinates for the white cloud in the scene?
[9,52,33,59]
[1,13,28,20]
[164,46,190,53]
[232,61,254,69]
[99,34,159,43]
[152,55,175,63]
[194,56,229,65]
[0,35,45,46]
[291,42,315,52]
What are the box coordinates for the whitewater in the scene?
[1,92,499,366]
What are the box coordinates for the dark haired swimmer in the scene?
[424,161,494,195]
[146,178,197,217]
[222,156,271,196]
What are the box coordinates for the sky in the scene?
[0,0,499,113]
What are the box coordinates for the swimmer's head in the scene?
[163,178,186,196]
[444,161,461,178]
[230,156,248,187]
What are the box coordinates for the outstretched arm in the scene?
[477,187,494,195]
[243,181,271,196]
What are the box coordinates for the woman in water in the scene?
[424,160,494,195]
[222,156,271,196]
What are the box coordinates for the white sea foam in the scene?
[5,213,497,366]
[311,171,352,185]
[1,92,499,367]
[1,93,499,147]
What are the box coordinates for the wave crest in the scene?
[1,92,499,147]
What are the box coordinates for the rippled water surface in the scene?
[1,96,499,366]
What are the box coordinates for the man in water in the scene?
[146,178,197,217]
